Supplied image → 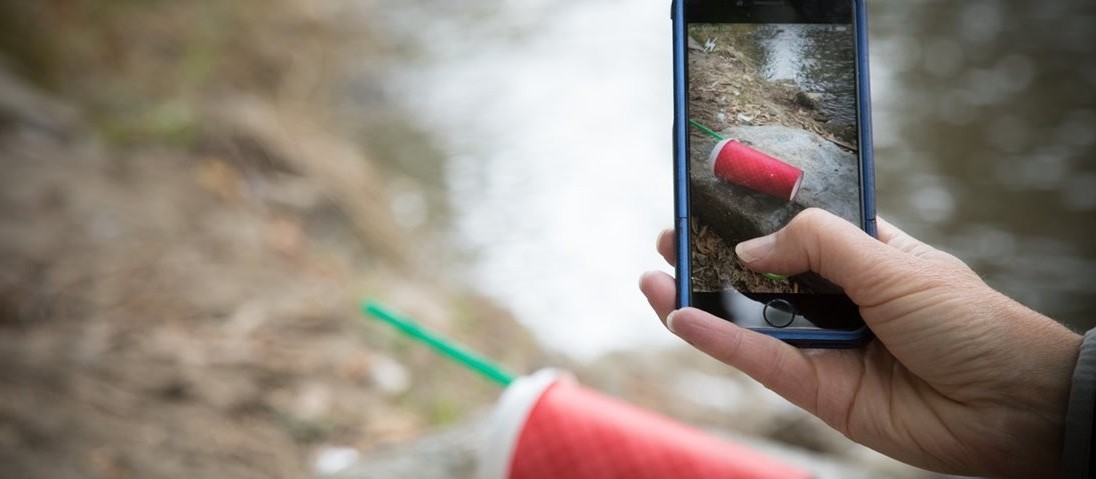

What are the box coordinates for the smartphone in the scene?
[671,0,876,347]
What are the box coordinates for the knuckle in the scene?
[791,207,829,229]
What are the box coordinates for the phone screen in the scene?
[680,1,872,338]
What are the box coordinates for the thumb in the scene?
[733,208,923,307]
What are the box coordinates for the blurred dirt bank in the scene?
[0,2,551,478]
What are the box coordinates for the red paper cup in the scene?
[708,139,804,202]
[480,369,810,479]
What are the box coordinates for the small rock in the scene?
[369,355,411,396]
[314,446,361,476]
[794,91,824,111]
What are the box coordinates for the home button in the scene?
[763,299,796,328]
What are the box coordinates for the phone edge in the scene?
[671,0,691,311]
[671,0,876,347]
[856,0,877,239]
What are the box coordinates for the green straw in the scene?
[689,118,725,141]
[361,300,517,387]
[763,273,789,283]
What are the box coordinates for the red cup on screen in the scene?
[708,139,804,202]
[479,369,810,479]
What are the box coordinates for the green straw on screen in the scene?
[689,118,725,141]
[763,273,789,282]
[361,300,517,387]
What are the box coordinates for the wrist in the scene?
[962,290,1082,478]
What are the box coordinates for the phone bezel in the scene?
[671,0,876,347]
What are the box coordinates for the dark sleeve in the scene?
[1060,328,1096,479]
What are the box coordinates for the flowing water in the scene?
[755,23,857,125]
[368,0,1096,360]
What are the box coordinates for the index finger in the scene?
[657,228,675,267]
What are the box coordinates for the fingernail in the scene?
[665,310,679,333]
[735,234,776,263]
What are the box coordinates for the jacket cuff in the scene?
[1060,328,1096,478]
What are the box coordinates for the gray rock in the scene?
[320,416,485,479]
[690,124,860,246]
[794,91,823,111]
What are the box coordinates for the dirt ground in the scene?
[0,2,552,478]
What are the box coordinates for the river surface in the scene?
[369,0,1096,360]
[755,23,857,125]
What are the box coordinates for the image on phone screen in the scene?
[682,4,869,335]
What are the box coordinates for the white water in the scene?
[382,1,678,360]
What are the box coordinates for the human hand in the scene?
[639,208,1082,478]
